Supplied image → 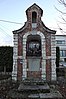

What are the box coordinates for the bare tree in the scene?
[55,0,66,33]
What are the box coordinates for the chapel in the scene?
[12,3,56,81]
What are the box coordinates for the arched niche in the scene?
[26,35,41,57]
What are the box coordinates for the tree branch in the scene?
[61,16,66,22]
[58,0,66,7]
[55,6,66,14]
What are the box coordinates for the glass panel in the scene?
[63,51,65,56]
[56,40,65,44]
[60,51,63,57]
[60,50,66,57]
[26,35,41,57]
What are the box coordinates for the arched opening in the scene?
[26,35,41,57]
[22,32,46,79]
[32,12,37,23]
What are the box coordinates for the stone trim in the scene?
[22,31,46,80]
[12,34,18,80]
[51,34,56,80]
[51,59,56,80]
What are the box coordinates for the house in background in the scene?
[56,35,66,67]
[12,3,56,81]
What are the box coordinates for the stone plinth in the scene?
[8,79,63,99]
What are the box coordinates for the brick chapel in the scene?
[12,3,56,81]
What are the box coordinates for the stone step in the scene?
[18,86,50,93]
[28,93,63,99]
[18,82,50,93]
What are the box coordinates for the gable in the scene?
[26,3,43,16]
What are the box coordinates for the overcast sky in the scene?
[0,0,66,46]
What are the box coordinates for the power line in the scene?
[0,19,66,31]
[0,19,23,25]
[0,27,12,38]
[0,24,12,37]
